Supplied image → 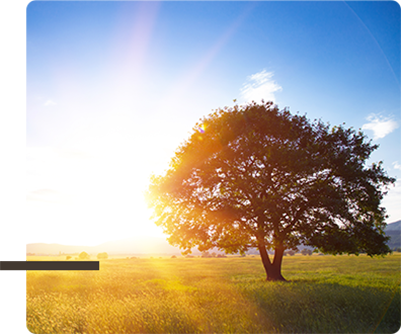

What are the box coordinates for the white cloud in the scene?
[393,162,401,171]
[362,114,398,140]
[43,99,56,107]
[240,70,282,103]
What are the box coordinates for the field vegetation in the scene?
[27,253,400,333]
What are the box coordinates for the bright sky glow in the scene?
[25,1,401,246]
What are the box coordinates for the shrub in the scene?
[79,251,90,260]
[285,250,296,256]
[97,252,108,260]
[201,252,211,258]
[301,248,313,256]
[66,256,72,260]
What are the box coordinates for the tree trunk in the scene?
[257,242,286,281]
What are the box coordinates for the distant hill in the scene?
[27,236,183,256]
[385,220,401,249]
[385,220,401,232]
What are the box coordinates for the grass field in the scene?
[26,253,401,334]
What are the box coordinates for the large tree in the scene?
[146,101,395,281]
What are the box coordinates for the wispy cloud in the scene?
[240,70,282,103]
[362,114,398,140]
[393,162,401,171]
[43,99,56,107]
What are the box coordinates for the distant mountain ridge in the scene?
[385,220,401,231]
[384,220,401,249]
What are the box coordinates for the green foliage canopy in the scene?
[147,102,395,278]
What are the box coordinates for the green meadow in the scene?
[26,254,401,334]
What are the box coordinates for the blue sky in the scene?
[24,0,400,246]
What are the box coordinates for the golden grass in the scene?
[26,254,400,333]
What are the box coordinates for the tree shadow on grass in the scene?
[237,279,400,333]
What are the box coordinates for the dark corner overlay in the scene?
[0,235,99,296]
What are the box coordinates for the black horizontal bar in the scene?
[0,261,99,271]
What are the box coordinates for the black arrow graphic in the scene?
[0,235,99,296]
